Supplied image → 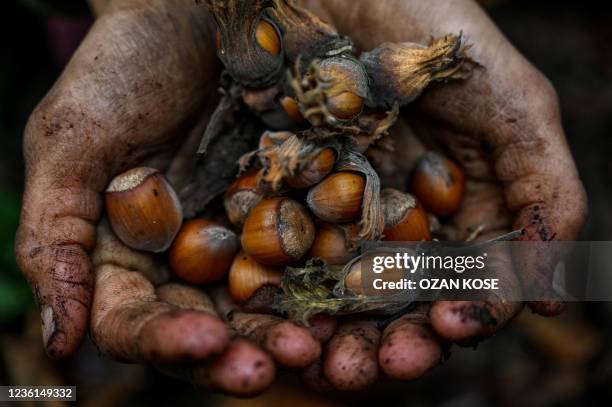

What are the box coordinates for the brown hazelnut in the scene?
[241,197,315,265]
[308,223,356,265]
[105,167,182,252]
[169,219,239,284]
[411,151,465,216]
[286,147,337,189]
[381,189,431,241]
[228,251,283,303]
[306,171,365,223]
[223,169,263,227]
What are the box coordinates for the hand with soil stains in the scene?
[294,0,587,390]
[14,0,587,394]
[14,0,325,396]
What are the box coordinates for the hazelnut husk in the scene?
[241,197,315,265]
[381,188,431,241]
[228,251,284,303]
[360,34,477,108]
[105,167,182,252]
[307,171,365,223]
[411,151,465,216]
[285,147,336,189]
[169,219,239,284]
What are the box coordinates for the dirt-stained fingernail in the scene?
[41,305,56,347]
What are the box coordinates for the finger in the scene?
[210,286,322,368]
[430,229,523,343]
[316,0,587,314]
[91,224,228,363]
[156,283,216,313]
[157,285,276,395]
[302,360,333,393]
[324,319,380,391]
[229,313,321,368]
[403,122,526,340]
[15,158,104,359]
[378,308,443,381]
[15,0,219,359]
[93,221,170,285]
[307,313,337,343]
[190,339,276,397]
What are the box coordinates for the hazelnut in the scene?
[105,167,182,252]
[241,197,315,265]
[381,189,431,241]
[223,169,263,227]
[344,260,363,295]
[307,171,365,223]
[255,19,281,55]
[308,223,356,265]
[286,147,337,189]
[411,151,465,216]
[169,219,239,284]
[228,251,283,303]
[279,96,306,124]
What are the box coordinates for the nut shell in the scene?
[241,197,315,265]
[411,151,465,216]
[286,148,336,189]
[255,19,281,55]
[105,167,182,252]
[318,56,367,121]
[307,171,365,223]
[224,169,263,227]
[344,260,363,295]
[228,251,283,303]
[279,96,306,124]
[169,219,239,284]
[327,92,364,121]
[308,223,356,265]
[381,189,431,241]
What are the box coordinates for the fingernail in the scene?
[41,305,56,347]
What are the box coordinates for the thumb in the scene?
[15,107,109,359]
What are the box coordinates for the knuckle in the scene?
[14,229,39,276]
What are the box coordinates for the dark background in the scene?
[1,0,611,406]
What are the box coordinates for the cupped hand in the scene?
[14,0,325,396]
[297,0,587,390]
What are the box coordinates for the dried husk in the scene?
[274,230,525,323]
[267,0,346,66]
[361,33,479,108]
[289,54,369,129]
[205,0,284,87]
[334,150,385,248]
[240,132,342,193]
[182,111,261,218]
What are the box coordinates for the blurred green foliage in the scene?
[0,188,33,322]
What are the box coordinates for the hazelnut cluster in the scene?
[104,0,473,319]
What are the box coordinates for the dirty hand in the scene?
[297,0,587,390]
[15,0,326,396]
